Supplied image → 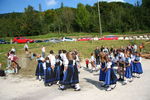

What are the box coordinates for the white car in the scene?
[118,37,124,40]
[142,37,149,40]
[143,35,148,38]
[93,37,98,41]
[128,36,133,40]
[124,37,129,40]
[62,37,76,42]
[133,36,138,40]
[139,36,143,38]
[136,37,141,40]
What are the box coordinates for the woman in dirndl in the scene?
[99,52,106,86]
[72,52,80,91]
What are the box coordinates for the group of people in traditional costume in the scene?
[35,44,143,92]
[35,50,81,91]
[89,44,143,91]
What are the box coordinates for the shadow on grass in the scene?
[84,78,105,90]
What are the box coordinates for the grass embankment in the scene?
[0,40,150,77]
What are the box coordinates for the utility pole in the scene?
[97,0,102,35]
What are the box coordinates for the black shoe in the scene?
[48,83,53,86]
[118,78,122,81]
[104,85,109,88]
[71,85,75,89]
[118,78,124,81]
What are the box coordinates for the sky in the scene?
[0,0,141,14]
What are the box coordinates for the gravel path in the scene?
[0,59,150,100]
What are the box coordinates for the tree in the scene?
[39,4,42,12]
[61,2,64,8]
[76,3,90,32]
[142,0,150,29]
[21,5,45,35]
[142,0,150,8]
[0,1,150,37]
[61,7,75,33]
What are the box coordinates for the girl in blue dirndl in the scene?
[59,52,80,91]
[133,53,143,78]
[104,58,117,91]
[44,57,56,86]
[54,55,62,84]
[35,55,44,81]
[99,62,106,86]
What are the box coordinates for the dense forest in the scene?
[0,0,150,37]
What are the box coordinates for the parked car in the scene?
[49,38,62,43]
[118,37,124,40]
[34,40,43,43]
[77,37,92,41]
[128,36,133,40]
[43,38,62,43]
[43,40,49,43]
[0,39,9,44]
[99,35,118,40]
[13,37,34,43]
[143,35,148,38]
[62,37,76,42]
[124,37,129,40]
[93,37,99,41]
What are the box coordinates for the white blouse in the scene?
[90,56,95,62]
[42,62,46,70]
[48,54,56,66]
[61,54,69,66]
[106,62,112,69]
[131,54,135,61]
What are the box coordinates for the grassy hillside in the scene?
[1,40,150,69]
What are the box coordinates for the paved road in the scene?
[0,59,150,100]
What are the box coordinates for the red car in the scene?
[13,37,34,43]
[77,37,92,41]
[99,35,118,40]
